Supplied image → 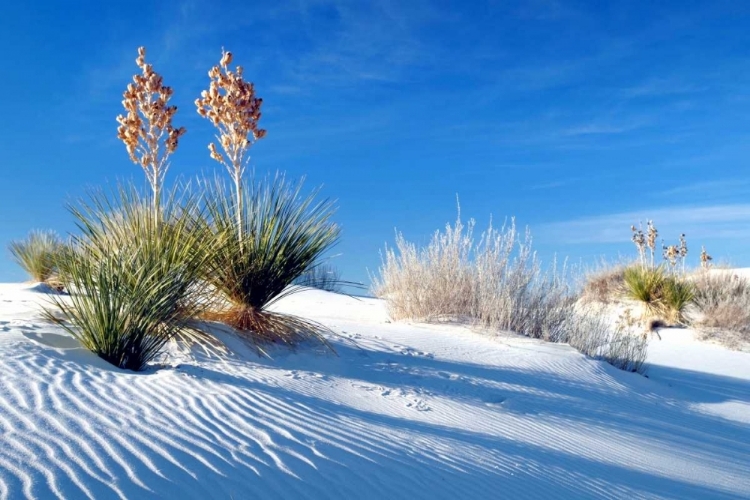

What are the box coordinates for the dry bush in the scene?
[581,262,628,304]
[372,209,648,372]
[565,308,648,374]
[692,271,750,349]
[8,230,66,283]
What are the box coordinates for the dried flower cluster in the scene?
[195,49,266,183]
[646,221,658,267]
[662,243,679,268]
[700,246,713,269]
[661,233,689,272]
[116,47,185,217]
[196,49,266,243]
[631,224,646,267]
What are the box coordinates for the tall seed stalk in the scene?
[116,46,185,227]
[195,49,266,246]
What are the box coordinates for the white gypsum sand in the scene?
[0,283,748,499]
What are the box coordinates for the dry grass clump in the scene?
[692,271,750,349]
[581,262,628,304]
[565,309,648,374]
[8,230,66,284]
[372,208,648,372]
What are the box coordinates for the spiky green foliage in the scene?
[660,276,695,325]
[623,265,666,315]
[8,230,65,283]
[200,174,340,349]
[293,264,344,293]
[45,185,211,371]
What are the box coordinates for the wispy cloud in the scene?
[541,204,750,244]
[658,179,750,197]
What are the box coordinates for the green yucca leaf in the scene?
[199,174,340,347]
[45,183,213,371]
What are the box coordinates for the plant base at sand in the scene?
[46,186,210,371]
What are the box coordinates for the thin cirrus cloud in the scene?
[541,204,750,245]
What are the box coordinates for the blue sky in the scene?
[2,0,750,285]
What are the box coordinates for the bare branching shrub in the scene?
[692,271,750,348]
[373,209,647,372]
[117,46,185,221]
[565,308,648,374]
[8,230,66,283]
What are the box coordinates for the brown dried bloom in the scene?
[646,220,658,267]
[116,46,185,216]
[195,48,266,184]
[631,223,646,267]
[700,246,713,269]
[196,48,266,242]
[662,243,679,268]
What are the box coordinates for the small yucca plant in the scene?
[200,175,340,350]
[46,185,211,371]
[660,276,695,325]
[8,230,65,283]
[623,265,666,316]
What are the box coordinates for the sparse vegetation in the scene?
[692,271,750,348]
[8,230,66,284]
[581,261,628,304]
[373,208,648,372]
[623,265,667,316]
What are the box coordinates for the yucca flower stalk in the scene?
[195,49,266,246]
[116,46,186,226]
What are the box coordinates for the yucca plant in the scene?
[45,185,212,371]
[200,175,340,350]
[623,265,666,316]
[660,276,694,325]
[8,230,65,283]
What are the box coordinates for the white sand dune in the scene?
[0,283,748,499]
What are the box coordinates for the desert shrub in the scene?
[623,265,666,315]
[8,230,66,283]
[692,271,750,348]
[373,210,647,372]
[45,186,210,371]
[660,276,694,325]
[199,176,340,350]
[565,309,648,374]
[581,262,628,303]
[293,264,344,293]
